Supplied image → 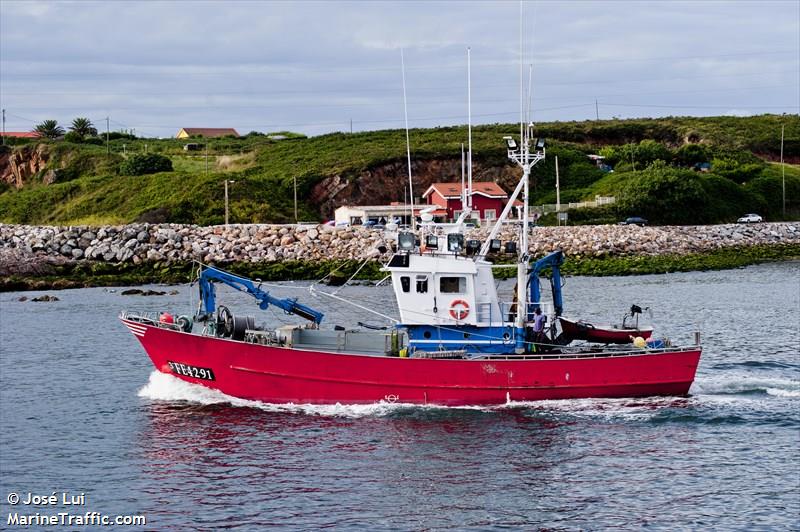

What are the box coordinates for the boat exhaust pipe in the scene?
[694,330,701,346]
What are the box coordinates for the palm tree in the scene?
[33,120,65,139]
[70,117,97,138]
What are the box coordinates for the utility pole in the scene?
[1,109,5,145]
[781,124,786,217]
[106,116,110,155]
[293,176,298,223]
[205,145,209,176]
[350,119,353,134]
[555,155,561,214]
[224,180,235,227]
[595,99,599,121]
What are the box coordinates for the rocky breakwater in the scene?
[0,222,798,278]
[483,222,800,257]
[0,223,394,272]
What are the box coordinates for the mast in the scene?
[516,0,528,345]
[461,143,466,209]
[467,47,473,211]
[473,0,546,351]
[401,49,415,230]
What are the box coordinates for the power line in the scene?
[600,102,799,110]
[1,48,795,79]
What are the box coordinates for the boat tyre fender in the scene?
[449,299,470,320]
[217,305,234,338]
[176,315,193,333]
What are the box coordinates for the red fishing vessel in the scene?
[122,314,700,406]
[123,46,702,406]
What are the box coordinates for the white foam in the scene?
[137,370,799,420]
[137,371,489,418]
[503,396,684,421]
[692,374,800,397]
[766,387,800,398]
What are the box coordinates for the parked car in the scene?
[619,216,648,226]
[737,213,763,223]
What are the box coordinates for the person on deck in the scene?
[532,307,547,342]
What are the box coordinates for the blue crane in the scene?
[528,250,564,319]
[196,265,325,325]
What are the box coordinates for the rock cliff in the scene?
[310,158,518,218]
[0,144,54,188]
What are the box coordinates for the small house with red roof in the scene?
[2,132,41,139]
[422,182,517,222]
[176,128,239,139]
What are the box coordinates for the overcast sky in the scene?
[1,0,798,138]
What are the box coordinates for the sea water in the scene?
[1,262,798,530]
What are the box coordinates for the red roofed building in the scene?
[176,128,239,139]
[422,182,518,222]
[2,132,41,138]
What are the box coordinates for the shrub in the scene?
[745,173,800,219]
[599,140,672,168]
[64,131,85,144]
[119,154,173,176]
[700,174,766,222]
[709,157,765,183]
[107,132,137,141]
[614,162,710,224]
[674,144,710,166]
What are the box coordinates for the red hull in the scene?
[559,316,654,344]
[123,319,701,406]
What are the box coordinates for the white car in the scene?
[737,213,763,223]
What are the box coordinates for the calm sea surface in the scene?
[1,262,798,530]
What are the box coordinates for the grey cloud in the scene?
[1,0,797,137]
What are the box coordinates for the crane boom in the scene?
[196,265,324,325]
[529,250,564,318]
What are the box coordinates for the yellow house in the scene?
[176,128,239,139]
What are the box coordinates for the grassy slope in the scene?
[0,115,797,225]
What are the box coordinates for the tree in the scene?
[69,117,97,139]
[33,120,65,139]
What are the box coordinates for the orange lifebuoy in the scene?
[449,299,470,320]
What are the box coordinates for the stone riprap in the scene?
[0,222,798,273]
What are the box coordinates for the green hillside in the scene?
[0,115,798,226]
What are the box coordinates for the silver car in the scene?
[737,213,763,223]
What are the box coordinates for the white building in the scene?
[334,204,435,226]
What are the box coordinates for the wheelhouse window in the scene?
[400,276,410,293]
[439,276,466,294]
[415,275,429,293]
